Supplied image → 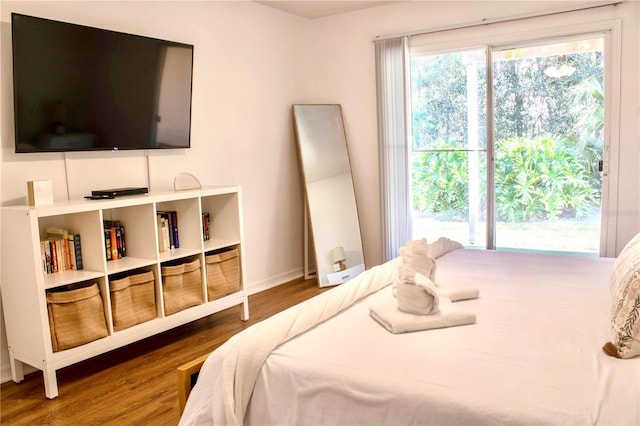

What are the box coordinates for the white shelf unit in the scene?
[1,186,248,398]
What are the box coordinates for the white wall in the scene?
[1,0,638,384]
[305,0,640,265]
[0,0,311,382]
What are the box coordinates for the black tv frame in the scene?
[11,13,194,153]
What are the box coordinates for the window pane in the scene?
[411,50,486,151]
[492,37,604,254]
[410,49,487,247]
[411,151,487,248]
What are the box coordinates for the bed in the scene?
[179,243,640,425]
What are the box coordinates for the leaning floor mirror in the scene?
[292,104,365,287]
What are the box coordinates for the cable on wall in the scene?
[63,152,71,200]
[145,150,151,192]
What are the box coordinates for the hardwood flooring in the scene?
[1,277,326,425]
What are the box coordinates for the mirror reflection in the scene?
[293,104,365,287]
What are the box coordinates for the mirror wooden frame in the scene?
[292,104,365,287]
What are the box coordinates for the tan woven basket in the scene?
[161,258,203,315]
[110,271,156,331]
[206,248,240,301]
[47,283,108,352]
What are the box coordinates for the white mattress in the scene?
[181,249,640,425]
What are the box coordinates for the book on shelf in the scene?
[156,210,179,250]
[170,211,179,249]
[156,214,169,252]
[158,212,172,249]
[73,234,83,270]
[104,229,112,261]
[58,240,66,271]
[45,226,65,240]
[67,234,76,270]
[116,225,125,258]
[40,228,83,274]
[109,228,118,260]
[52,239,60,272]
[42,240,52,273]
[63,233,72,270]
[49,239,57,272]
[40,241,46,273]
[202,212,210,241]
[103,220,126,261]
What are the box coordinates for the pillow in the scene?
[605,232,640,359]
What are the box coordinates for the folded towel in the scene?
[396,264,439,315]
[427,237,464,259]
[370,297,476,334]
[405,237,429,253]
[399,243,437,282]
[437,286,480,302]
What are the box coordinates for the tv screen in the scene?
[11,13,193,153]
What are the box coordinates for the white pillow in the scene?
[606,232,640,359]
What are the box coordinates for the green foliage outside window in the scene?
[412,136,600,222]
[411,45,604,223]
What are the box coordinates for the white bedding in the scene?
[180,249,640,425]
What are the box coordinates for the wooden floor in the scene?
[1,277,326,425]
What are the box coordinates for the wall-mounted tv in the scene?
[11,13,194,153]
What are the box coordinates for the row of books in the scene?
[202,212,211,241]
[40,227,83,274]
[104,220,126,261]
[157,211,179,252]
[42,211,214,272]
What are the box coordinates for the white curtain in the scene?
[375,36,410,262]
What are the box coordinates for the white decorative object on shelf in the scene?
[174,173,201,191]
[27,180,54,206]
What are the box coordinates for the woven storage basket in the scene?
[110,271,156,331]
[47,283,108,352]
[206,248,240,301]
[161,258,203,315]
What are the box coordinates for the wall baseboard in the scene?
[0,267,305,384]
[1,364,36,385]
[246,267,304,296]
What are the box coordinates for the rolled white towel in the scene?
[396,263,439,315]
[427,237,464,259]
[405,237,429,253]
[435,277,480,302]
[399,244,437,282]
[437,286,480,302]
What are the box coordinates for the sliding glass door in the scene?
[410,49,487,248]
[410,35,605,255]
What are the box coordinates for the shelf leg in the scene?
[240,295,249,321]
[8,351,24,383]
[43,366,59,399]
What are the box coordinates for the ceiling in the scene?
[253,1,402,19]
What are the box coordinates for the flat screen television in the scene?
[11,13,194,153]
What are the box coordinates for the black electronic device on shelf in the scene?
[91,187,149,198]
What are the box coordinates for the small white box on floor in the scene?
[27,180,54,206]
